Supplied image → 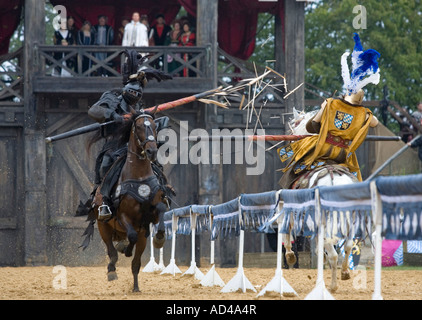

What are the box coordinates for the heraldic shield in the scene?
[334,111,354,130]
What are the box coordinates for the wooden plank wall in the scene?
[0,128,25,266]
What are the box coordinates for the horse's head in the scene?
[288,107,318,135]
[131,112,158,162]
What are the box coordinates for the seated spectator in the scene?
[122,12,149,47]
[93,14,114,76]
[179,22,196,77]
[150,13,172,46]
[52,18,76,77]
[77,21,96,73]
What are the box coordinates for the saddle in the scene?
[291,164,359,189]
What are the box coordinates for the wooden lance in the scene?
[45,87,224,143]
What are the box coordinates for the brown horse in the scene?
[94,111,167,292]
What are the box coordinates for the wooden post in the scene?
[23,0,47,265]
[283,0,305,133]
[196,0,220,267]
[196,0,218,88]
[274,9,285,78]
[196,0,219,204]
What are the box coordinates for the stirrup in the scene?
[98,204,112,221]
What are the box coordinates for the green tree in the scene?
[8,1,60,52]
[305,0,422,113]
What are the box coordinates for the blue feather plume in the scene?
[342,33,381,94]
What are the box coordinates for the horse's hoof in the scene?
[133,287,140,293]
[341,270,351,280]
[107,271,118,281]
[330,285,338,293]
[124,249,133,257]
[286,252,297,267]
[153,231,165,249]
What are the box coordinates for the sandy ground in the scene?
[0,265,421,300]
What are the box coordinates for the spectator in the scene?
[139,15,153,46]
[412,102,422,126]
[408,135,422,163]
[77,21,95,73]
[150,13,172,46]
[116,17,130,45]
[179,21,195,77]
[52,18,76,77]
[122,12,149,47]
[93,14,114,76]
[67,16,78,41]
[167,20,182,45]
[167,20,182,75]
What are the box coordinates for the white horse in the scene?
[281,108,355,292]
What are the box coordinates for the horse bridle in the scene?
[129,113,156,160]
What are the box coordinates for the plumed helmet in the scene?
[341,33,381,96]
[121,49,173,88]
[122,81,143,105]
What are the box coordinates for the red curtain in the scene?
[0,0,23,55]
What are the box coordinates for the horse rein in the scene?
[129,113,156,160]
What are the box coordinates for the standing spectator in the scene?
[93,14,114,76]
[179,21,195,77]
[77,21,95,74]
[139,15,153,46]
[167,20,182,75]
[122,12,149,47]
[116,17,130,45]
[52,18,76,77]
[412,102,422,126]
[150,13,172,46]
[167,20,182,45]
[67,16,78,41]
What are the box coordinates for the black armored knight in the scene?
[78,50,174,220]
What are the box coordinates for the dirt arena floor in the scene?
[0,265,421,300]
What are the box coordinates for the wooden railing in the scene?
[0,47,24,104]
[36,45,211,79]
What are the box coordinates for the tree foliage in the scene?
[305,0,421,111]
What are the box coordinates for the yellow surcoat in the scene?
[278,98,373,181]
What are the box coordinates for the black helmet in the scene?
[122,82,143,106]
